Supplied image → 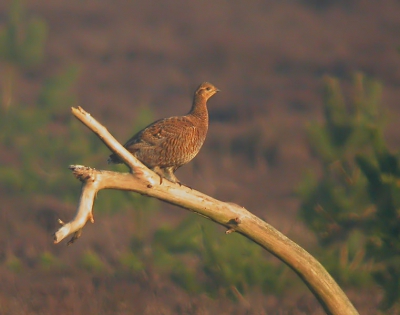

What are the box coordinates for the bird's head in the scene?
[195,82,220,100]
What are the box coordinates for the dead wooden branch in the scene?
[54,106,359,315]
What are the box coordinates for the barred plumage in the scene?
[108,82,219,184]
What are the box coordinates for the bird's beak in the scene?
[215,88,221,93]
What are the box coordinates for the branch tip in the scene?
[69,165,96,182]
[89,212,95,223]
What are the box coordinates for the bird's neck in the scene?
[189,96,209,121]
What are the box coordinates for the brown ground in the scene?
[1,0,400,313]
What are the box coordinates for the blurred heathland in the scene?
[1,0,400,314]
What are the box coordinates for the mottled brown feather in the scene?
[108,82,219,183]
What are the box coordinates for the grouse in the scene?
[108,82,220,184]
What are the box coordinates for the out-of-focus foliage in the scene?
[298,73,383,246]
[79,250,105,273]
[0,74,156,212]
[0,0,47,109]
[1,0,400,312]
[0,1,291,304]
[298,73,400,309]
[5,254,23,273]
[118,216,290,300]
[0,66,80,199]
[0,0,47,67]
[356,138,400,309]
[38,251,61,271]
[0,0,155,214]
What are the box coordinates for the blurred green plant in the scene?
[119,215,290,300]
[119,251,144,273]
[79,250,105,273]
[0,0,47,109]
[38,251,61,271]
[298,73,400,309]
[0,0,157,215]
[5,254,23,273]
[356,135,400,309]
[0,65,85,201]
[0,1,156,284]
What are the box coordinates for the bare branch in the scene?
[55,106,359,315]
[71,106,155,179]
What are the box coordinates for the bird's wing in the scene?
[124,116,195,148]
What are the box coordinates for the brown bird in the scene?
[108,82,220,184]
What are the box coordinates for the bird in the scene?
[108,82,220,184]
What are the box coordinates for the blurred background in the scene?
[1,0,400,314]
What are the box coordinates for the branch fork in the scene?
[54,106,359,315]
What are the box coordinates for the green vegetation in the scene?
[5,254,23,273]
[38,251,61,271]
[0,0,47,109]
[3,1,399,312]
[118,215,290,300]
[79,250,105,273]
[298,73,400,309]
[0,1,291,303]
[0,0,154,213]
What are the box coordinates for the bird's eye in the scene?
[206,87,211,91]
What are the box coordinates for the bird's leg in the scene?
[152,166,186,186]
[152,166,164,184]
[165,168,193,189]
[163,167,181,185]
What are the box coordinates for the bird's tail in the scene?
[107,153,123,164]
